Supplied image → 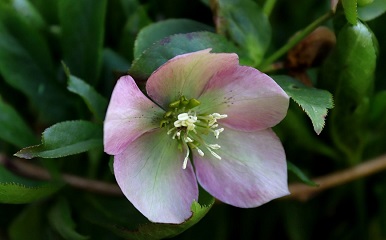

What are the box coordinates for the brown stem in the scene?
[288,154,386,201]
[0,154,122,196]
[2,153,386,200]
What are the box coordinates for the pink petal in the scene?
[114,129,198,224]
[194,128,289,208]
[146,49,239,109]
[104,75,164,155]
[196,66,289,131]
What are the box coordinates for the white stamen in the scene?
[208,144,221,150]
[211,113,228,119]
[213,128,224,139]
[167,127,176,135]
[185,137,193,143]
[197,148,204,156]
[182,148,190,169]
[206,147,221,160]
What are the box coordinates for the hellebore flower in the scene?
[104,49,290,224]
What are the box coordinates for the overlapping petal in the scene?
[194,128,289,208]
[104,76,164,155]
[196,66,289,131]
[146,49,239,109]
[114,128,198,224]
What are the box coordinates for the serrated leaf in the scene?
[0,96,37,148]
[65,67,108,121]
[342,0,358,24]
[129,31,239,81]
[287,161,318,187]
[59,0,107,84]
[272,75,334,135]
[48,198,89,240]
[0,166,62,204]
[15,120,102,159]
[134,19,214,59]
[358,0,386,21]
[214,0,271,65]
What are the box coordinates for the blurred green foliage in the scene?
[1,0,386,239]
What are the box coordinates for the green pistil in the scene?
[160,96,201,128]
[161,96,227,168]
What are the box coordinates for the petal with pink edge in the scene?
[104,75,164,155]
[114,128,198,224]
[194,128,289,208]
[196,66,289,131]
[146,49,239,109]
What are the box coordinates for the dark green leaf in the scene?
[9,0,46,30]
[15,120,102,159]
[129,31,238,81]
[0,3,72,123]
[358,0,386,21]
[83,196,214,240]
[59,0,107,84]
[287,161,318,187]
[215,0,271,65]
[320,22,376,159]
[342,0,358,24]
[369,91,386,126]
[101,48,130,96]
[118,4,152,59]
[0,96,37,148]
[8,204,44,240]
[65,66,108,121]
[0,166,62,204]
[272,75,334,135]
[134,19,214,59]
[48,198,89,240]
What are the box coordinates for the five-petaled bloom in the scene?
[104,49,290,224]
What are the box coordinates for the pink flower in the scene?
[104,49,290,224]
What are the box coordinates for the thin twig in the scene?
[2,154,386,200]
[288,154,386,201]
[0,154,122,196]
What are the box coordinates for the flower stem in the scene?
[259,11,334,72]
[263,0,277,17]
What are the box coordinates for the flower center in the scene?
[160,96,227,169]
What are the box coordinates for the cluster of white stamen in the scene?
[174,112,197,131]
[164,105,227,169]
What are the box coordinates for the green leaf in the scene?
[272,75,334,135]
[0,96,37,148]
[0,166,62,204]
[129,31,239,81]
[134,19,214,59]
[358,0,386,21]
[48,198,89,240]
[320,22,376,161]
[65,66,108,121]
[118,4,152,59]
[215,0,271,65]
[101,48,130,96]
[287,161,318,187]
[58,0,107,84]
[15,120,103,159]
[9,0,46,30]
[0,3,72,123]
[8,204,44,240]
[83,195,215,240]
[342,0,358,24]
